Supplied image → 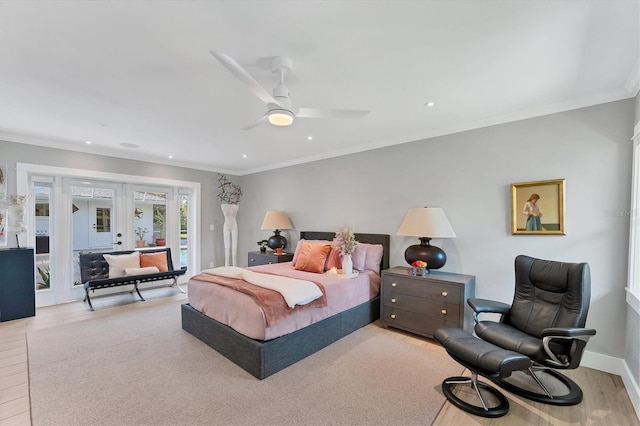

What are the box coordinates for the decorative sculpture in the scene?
[217,174,242,266]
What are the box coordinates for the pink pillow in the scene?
[350,242,384,274]
[364,244,384,274]
[324,247,342,271]
[351,243,367,272]
[293,242,332,273]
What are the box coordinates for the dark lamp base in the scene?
[267,230,287,250]
[404,238,447,270]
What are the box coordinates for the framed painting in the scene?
[511,178,565,235]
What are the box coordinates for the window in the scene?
[628,122,640,314]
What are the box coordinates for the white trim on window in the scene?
[627,121,640,315]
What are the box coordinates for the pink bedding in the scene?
[187,262,381,341]
[188,272,328,326]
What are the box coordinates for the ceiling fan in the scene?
[210,51,369,130]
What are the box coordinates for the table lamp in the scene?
[260,210,293,250]
[396,207,456,270]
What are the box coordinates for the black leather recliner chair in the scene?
[435,255,596,417]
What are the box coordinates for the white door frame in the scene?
[17,163,201,307]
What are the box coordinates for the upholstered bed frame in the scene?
[181,231,390,379]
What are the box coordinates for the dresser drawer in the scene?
[382,292,461,319]
[381,307,459,338]
[382,275,461,302]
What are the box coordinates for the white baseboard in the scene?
[582,350,640,421]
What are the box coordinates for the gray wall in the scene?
[238,99,635,360]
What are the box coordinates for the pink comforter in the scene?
[188,262,380,341]
[189,272,327,326]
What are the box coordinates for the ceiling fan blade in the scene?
[210,51,279,106]
[241,114,269,130]
[296,107,369,119]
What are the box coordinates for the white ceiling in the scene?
[1,1,638,175]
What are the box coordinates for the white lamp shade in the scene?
[260,210,293,230]
[397,207,456,238]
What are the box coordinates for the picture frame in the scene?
[511,178,565,235]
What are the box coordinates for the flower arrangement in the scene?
[135,227,149,240]
[411,260,428,276]
[333,226,357,256]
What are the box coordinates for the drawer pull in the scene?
[441,291,448,297]
[250,258,255,263]
[391,298,396,303]
[391,282,397,287]
[390,314,396,319]
[441,309,447,315]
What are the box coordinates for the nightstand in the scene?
[248,251,294,266]
[380,266,476,338]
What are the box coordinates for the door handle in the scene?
[112,241,122,245]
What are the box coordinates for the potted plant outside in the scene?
[153,207,166,246]
[135,227,148,248]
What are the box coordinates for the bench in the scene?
[80,247,186,311]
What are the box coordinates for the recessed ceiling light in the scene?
[168,155,173,159]
[242,154,247,158]
[85,140,92,145]
[424,101,435,107]
[307,136,313,141]
[120,142,139,149]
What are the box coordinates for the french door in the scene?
[18,164,200,308]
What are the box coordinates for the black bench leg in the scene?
[84,289,95,311]
[134,282,145,302]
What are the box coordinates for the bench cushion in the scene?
[125,266,160,276]
[104,252,141,278]
[140,251,168,272]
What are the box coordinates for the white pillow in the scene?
[201,266,244,279]
[124,266,160,276]
[104,252,141,278]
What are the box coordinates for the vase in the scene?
[341,254,353,274]
[136,240,145,248]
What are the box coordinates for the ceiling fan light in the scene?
[268,110,294,126]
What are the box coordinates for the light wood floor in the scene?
[1,288,638,426]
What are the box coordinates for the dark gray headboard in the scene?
[299,231,390,271]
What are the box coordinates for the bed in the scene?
[181,231,390,379]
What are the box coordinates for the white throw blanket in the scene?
[202,266,323,308]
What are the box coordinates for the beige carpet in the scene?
[27,299,463,425]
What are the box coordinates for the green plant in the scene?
[135,227,148,240]
[37,263,50,288]
[153,206,166,238]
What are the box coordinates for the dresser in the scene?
[247,251,294,266]
[381,266,475,338]
[0,248,36,322]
